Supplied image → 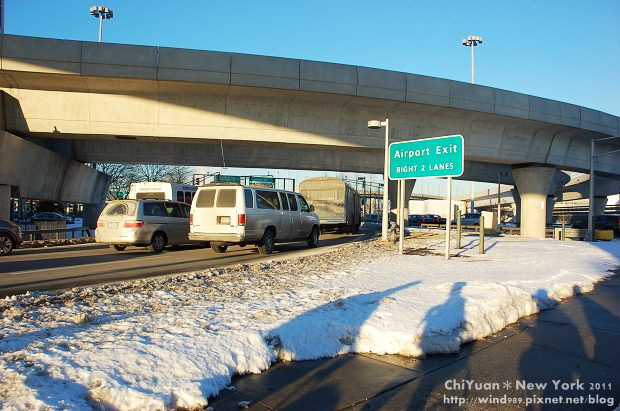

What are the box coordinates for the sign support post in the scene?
[445,177,452,260]
[399,179,405,255]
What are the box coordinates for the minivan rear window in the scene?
[196,189,216,208]
[105,202,136,216]
[256,190,281,210]
[216,189,237,207]
[143,202,168,217]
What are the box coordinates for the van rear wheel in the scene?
[258,230,275,255]
[211,243,228,254]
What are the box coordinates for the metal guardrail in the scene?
[21,227,93,241]
[420,223,481,231]
[419,224,555,238]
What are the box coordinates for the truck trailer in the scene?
[299,177,361,232]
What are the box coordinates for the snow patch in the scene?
[0,236,618,409]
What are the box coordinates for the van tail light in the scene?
[97,221,103,228]
[238,214,246,226]
[189,213,193,225]
[124,220,144,228]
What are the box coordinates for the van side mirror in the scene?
[310,204,315,212]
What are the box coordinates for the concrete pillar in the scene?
[388,179,415,225]
[511,188,521,225]
[511,165,556,238]
[546,195,556,225]
[593,196,608,216]
[83,203,106,229]
[0,185,9,221]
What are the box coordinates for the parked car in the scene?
[0,218,23,256]
[189,183,320,255]
[32,212,74,224]
[451,213,481,226]
[95,199,192,253]
[421,214,446,225]
[572,215,620,235]
[408,214,425,226]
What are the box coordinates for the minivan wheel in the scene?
[307,226,319,248]
[211,243,228,254]
[0,234,14,256]
[258,230,275,255]
[148,233,166,253]
[110,244,126,251]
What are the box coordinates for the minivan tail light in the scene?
[97,221,103,228]
[189,213,193,225]
[124,220,144,228]
[238,214,246,226]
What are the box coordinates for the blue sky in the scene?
[6,1,619,196]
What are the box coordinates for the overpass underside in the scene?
[3,77,618,179]
[1,34,618,237]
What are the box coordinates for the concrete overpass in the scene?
[1,34,619,237]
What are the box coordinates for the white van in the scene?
[189,184,320,255]
[128,182,197,204]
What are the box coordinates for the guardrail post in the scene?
[479,215,485,254]
[456,210,462,249]
[561,221,566,241]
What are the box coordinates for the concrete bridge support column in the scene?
[546,195,556,225]
[388,179,416,226]
[0,185,9,221]
[511,165,556,238]
[83,203,106,229]
[511,188,521,225]
[593,196,608,216]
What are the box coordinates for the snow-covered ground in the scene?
[1,235,618,410]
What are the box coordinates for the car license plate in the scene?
[217,216,231,225]
[108,222,118,229]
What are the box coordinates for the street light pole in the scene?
[368,119,390,241]
[98,14,103,42]
[462,35,482,213]
[471,42,475,83]
[497,171,507,225]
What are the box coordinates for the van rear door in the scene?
[191,188,217,231]
[192,187,241,235]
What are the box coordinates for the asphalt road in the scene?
[0,230,374,297]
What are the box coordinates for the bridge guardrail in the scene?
[21,227,93,241]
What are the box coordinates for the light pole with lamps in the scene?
[90,5,114,42]
[589,136,620,241]
[358,176,367,217]
[368,119,390,241]
[497,171,508,225]
[462,35,483,213]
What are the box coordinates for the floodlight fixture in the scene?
[90,5,114,42]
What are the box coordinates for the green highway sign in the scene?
[215,175,241,183]
[389,135,464,179]
[249,176,275,187]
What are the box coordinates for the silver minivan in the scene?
[96,199,191,253]
[189,184,320,255]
